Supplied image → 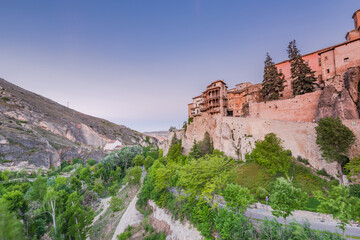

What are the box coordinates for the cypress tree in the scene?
[287,40,317,96]
[261,53,285,101]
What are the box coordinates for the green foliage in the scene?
[188,132,214,159]
[167,134,183,162]
[110,196,123,212]
[345,155,360,179]
[87,158,97,166]
[296,156,309,165]
[109,181,119,196]
[0,200,24,239]
[261,53,285,101]
[188,117,194,124]
[316,117,355,163]
[215,208,256,240]
[349,184,360,198]
[315,185,360,236]
[179,155,235,203]
[223,184,254,213]
[144,156,155,170]
[117,226,132,240]
[70,176,82,192]
[93,178,105,195]
[125,166,142,185]
[287,39,317,95]
[270,177,307,222]
[134,154,145,166]
[29,175,47,202]
[63,192,93,240]
[248,133,292,180]
[316,168,330,177]
[259,218,344,240]
[2,190,26,216]
[316,117,355,183]
[256,187,269,200]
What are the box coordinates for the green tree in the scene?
[179,155,235,205]
[316,117,355,184]
[188,140,202,160]
[315,185,359,238]
[248,133,292,181]
[270,177,307,224]
[0,200,24,239]
[261,53,285,101]
[134,154,145,166]
[287,40,317,96]
[110,196,123,212]
[92,178,105,195]
[29,175,47,202]
[125,166,142,185]
[223,184,254,213]
[63,192,93,240]
[44,186,58,236]
[2,190,26,217]
[70,176,82,192]
[345,155,360,180]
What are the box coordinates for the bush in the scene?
[124,166,142,185]
[296,156,309,165]
[87,159,97,166]
[316,168,330,177]
[349,184,360,198]
[110,197,123,212]
[215,208,256,240]
[256,187,269,200]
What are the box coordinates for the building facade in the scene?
[188,9,360,121]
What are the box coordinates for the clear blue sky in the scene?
[0,1,359,131]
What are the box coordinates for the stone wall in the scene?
[148,200,203,240]
[248,91,322,122]
[163,114,360,177]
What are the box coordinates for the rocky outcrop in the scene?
[162,114,360,178]
[0,78,157,170]
[316,67,360,121]
[148,200,203,240]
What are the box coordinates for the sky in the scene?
[0,1,359,132]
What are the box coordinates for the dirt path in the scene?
[111,191,143,240]
[86,183,128,240]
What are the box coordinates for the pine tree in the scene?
[287,40,317,96]
[261,53,285,101]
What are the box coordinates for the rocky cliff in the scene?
[162,114,360,177]
[0,78,157,170]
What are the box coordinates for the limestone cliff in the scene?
[162,114,360,177]
[0,78,157,170]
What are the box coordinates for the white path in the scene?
[111,191,143,240]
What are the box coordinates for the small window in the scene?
[344,57,349,62]
[326,69,330,73]
[318,58,321,66]
[305,61,309,65]
[325,56,328,60]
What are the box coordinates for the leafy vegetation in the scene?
[316,117,355,184]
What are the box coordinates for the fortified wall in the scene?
[162,114,360,177]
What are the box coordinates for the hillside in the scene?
[0,78,157,170]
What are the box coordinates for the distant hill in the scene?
[143,131,169,141]
[0,78,157,170]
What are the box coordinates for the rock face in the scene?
[316,67,360,121]
[162,114,360,177]
[148,200,203,240]
[0,78,157,170]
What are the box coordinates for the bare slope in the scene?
[0,78,157,169]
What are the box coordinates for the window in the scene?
[344,57,349,63]
[325,56,328,60]
[326,69,330,73]
[318,58,321,66]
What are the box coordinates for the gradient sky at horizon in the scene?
[0,1,359,132]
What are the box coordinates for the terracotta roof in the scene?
[206,80,226,88]
[192,94,203,99]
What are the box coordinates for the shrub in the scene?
[110,197,123,212]
[349,184,360,198]
[316,168,330,177]
[87,158,97,166]
[256,187,269,200]
[296,156,309,165]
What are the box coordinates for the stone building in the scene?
[188,9,360,122]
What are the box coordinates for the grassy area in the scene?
[234,161,337,212]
